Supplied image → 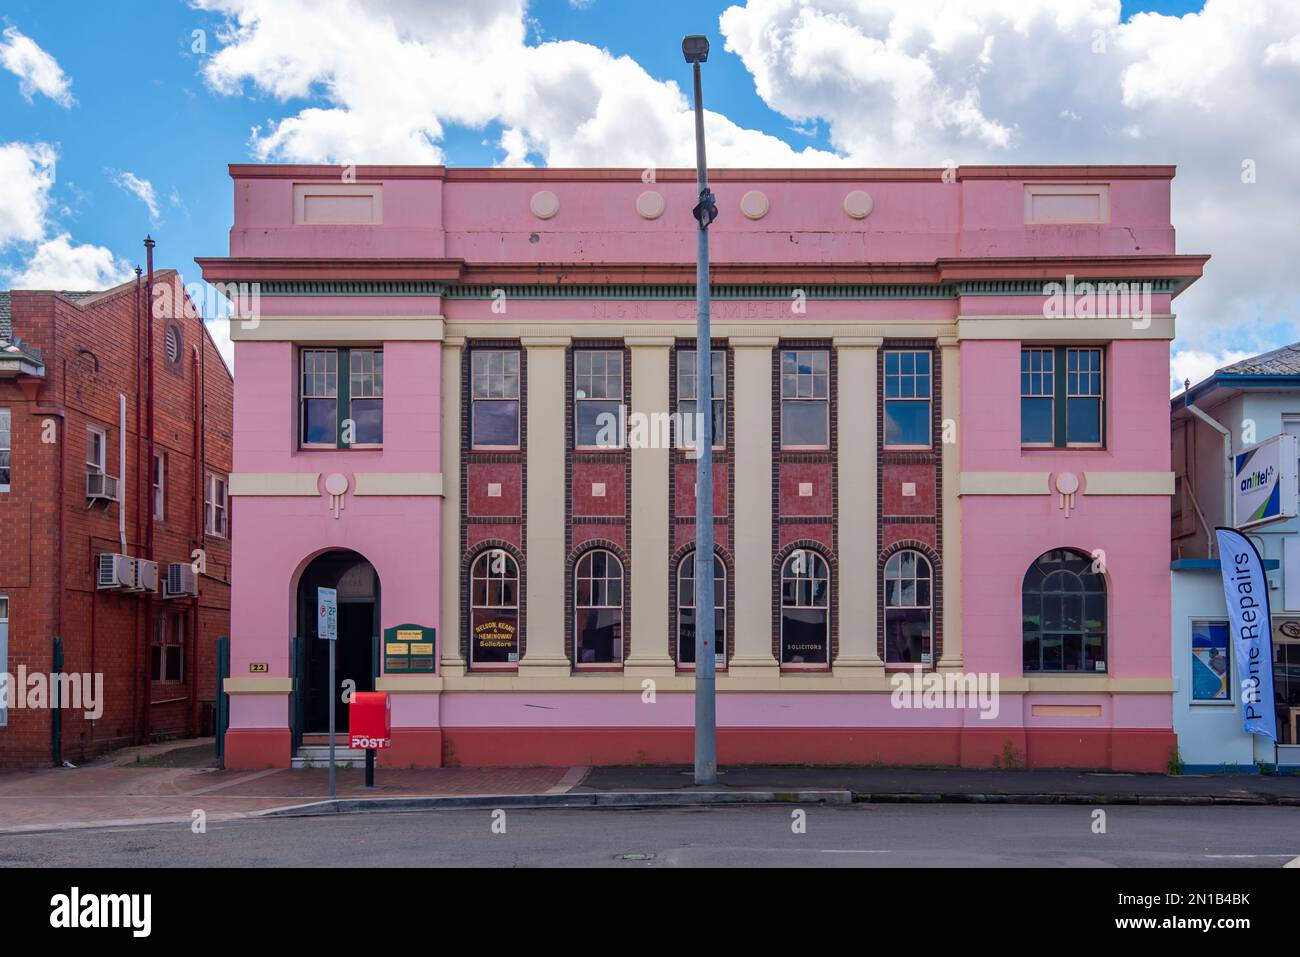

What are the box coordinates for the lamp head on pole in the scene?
[682,35,710,63]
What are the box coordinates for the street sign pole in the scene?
[317,586,338,800]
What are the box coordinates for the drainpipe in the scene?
[132,268,143,742]
[190,343,201,736]
[1184,379,1232,559]
[144,238,156,743]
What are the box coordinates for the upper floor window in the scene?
[780,350,829,449]
[677,349,725,449]
[883,349,932,448]
[1022,548,1106,673]
[574,549,623,666]
[86,426,106,477]
[884,550,933,665]
[300,347,383,448]
[152,451,166,521]
[574,350,623,449]
[677,550,726,667]
[780,549,830,666]
[1021,346,1104,447]
[205,472,228,538]
[469,549,520,669]
[0,408,10,491]
[471,350,521,449]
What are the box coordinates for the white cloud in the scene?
[195,0,841,167]
[0,26,74,107]
[0,142,132,290]
[205,316,235,371]
[107,168,161,221]
[1170,348,1255,396]
[0,141,56,246]
[7,233,132,290]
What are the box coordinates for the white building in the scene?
[1171,344,1300,770]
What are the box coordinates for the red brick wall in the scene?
[0,272,232,766]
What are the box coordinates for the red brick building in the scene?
[0,266,233,766]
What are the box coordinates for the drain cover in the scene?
[615,853,656,861]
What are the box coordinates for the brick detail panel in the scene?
[675,522,729,552]
[467,462,522,517]
[882,523,936,551]
[779,522,833,551]
[779,462,833,516]
[572,462,627,517]
[882,463,935,517]
[572,523,626,551]
[466,522,523,550]
[673,462,728,517]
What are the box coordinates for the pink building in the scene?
[200,165,1206,771]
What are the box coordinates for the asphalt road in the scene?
[2,803,1298,868]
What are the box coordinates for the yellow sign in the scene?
[410,642,434,655]
[396,629,422,642]
[249,662,269,673]
[386,642,410,655]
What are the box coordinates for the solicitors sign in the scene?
[1233,433,1298,529]
[1214,527,1278,740]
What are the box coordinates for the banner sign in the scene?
[316,587,337,642]
[1233,433,1298,529]
[1214,527,1278,740]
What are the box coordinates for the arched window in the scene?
[884,550,933,665]
[469,549,519,669]
[574,549,623,666]
[780,550,830,666]
[1023,548,1106,673]
[677,551,726,667]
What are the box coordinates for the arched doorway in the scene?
[296,550,379,733]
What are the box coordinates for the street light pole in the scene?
[683,34,717,786]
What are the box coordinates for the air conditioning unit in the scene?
[96,553,135,591]
[86,471,120,504]
[164,563,197,599]
[135,559,160,594]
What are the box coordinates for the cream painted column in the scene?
[937,335,964,671]
[624,337,676,676]
[729,338,780,678]
[519,336,573,677]
[439,337,466,677]
[833,337,885,677]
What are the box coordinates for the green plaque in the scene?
[382,623,437,674]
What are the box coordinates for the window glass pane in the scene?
[350,398,383,444]
[1021,397,1054,443]
[885,608,932,664]
[576,400,622,447]
[471,606,519,665]
[575,608,621,664]
[781,608,828,664]
[303,398,336,444]
[1067,397,1101,444]
[781,400,828,447]
[885,400,930,446]
[473,400,520,447]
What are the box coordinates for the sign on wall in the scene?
[1233,433,1298,529]
[1214,527,1278,740]
[383,623,436,674]
[316,587,337,642]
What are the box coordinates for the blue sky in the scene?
[0,0,1291,390]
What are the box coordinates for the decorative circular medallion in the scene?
[739,189,770,220]
[529,189,560,219]
[635,190,665,220]
[844,189,874,219]
[324,473,349,496]
[1055,471,1080,495]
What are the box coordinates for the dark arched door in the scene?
[296,550,379,732]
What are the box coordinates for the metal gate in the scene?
[214,636,230,767]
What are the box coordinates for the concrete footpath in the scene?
[1,745,1297,832]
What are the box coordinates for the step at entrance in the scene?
[292,744,366,768]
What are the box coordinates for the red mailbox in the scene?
[349,692,391,750]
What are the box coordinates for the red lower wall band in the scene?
[224,726,1175,772]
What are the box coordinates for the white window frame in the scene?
[469,549,521,670]
[152,611,185,684]
[676,550,727,668]
[86,425,106,477]
[573,548,625,668]
[779,550,831,668]
[779,349,830,450]
[573,349,625,451]
[883,348,933,450]
[470,349,522,450]
[883,549,934,665]
[0,407,11,492]
[152,450,166,521]
[676,348,726,450]
[205,472,228,538]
